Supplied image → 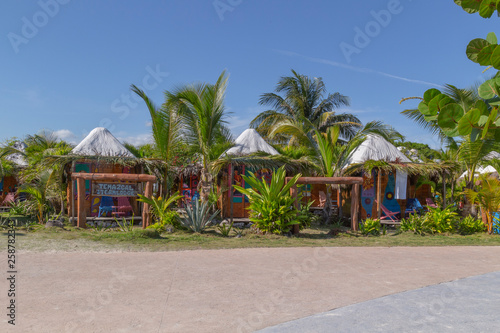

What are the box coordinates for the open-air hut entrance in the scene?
[288,176,363,234]
[219,129,280,219]
[1,141,27,204]
[72,172,155,229]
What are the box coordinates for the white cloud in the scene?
[117,133,153,146]
[145,121,152,127]
[54,129,79,144]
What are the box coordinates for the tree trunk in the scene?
[442,172,446,208]
[200,168,212,202]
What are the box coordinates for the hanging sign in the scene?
[92,182,138,197]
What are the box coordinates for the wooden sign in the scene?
[92,182,138,197]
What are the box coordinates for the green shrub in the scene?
[233,166,307,235]
[399,214,428,235]
[181,200,220,233]
[425,206,458,234]
[360,218,382,236]
[456,216,486,235]
[217,222,233,237]
[147,210,180,233]
[137,193,183,226]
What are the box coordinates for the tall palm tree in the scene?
[131,85,182,196]
[250,70,361,144]
[164,71,232,201]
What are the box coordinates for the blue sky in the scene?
[1,0,498,148]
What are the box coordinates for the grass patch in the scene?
[2,221,500,253]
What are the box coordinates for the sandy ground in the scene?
[1,247,500,333]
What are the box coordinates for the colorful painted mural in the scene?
[382,172,401,215]
[361,171,375,218]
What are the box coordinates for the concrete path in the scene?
[1,247,500,332]
[258,271,500,333]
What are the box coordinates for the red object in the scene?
[425,198,438,208]
[375,200,400,222]
[112,197,133,215]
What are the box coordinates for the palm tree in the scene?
[131,85,182,196]
[164,71,232,201]
[250,70,361,144]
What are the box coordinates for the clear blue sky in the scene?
[1,0,497,148]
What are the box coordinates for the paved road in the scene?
[258,271,500,333]
[1,247,500,332]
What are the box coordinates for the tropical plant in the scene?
[399,214,428,235]
[165,71,232,201]
[250,70,359,144]
[464,174,500,234]
[233,166,308,234]
[137,192,183,227]
[181,199,220,233]
[132,85,183,195]
[18,169,60,223]
[359,218,382,236]
[456,215,487,235]
[425,205,459,233]
[115,217,134,232]
[217,221,233,237]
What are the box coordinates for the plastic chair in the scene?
[425,198,438,209]
[114,197,133,215]
[405,198,424,217]
[98,196,114,217]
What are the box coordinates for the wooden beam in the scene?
[76,178,86,228]
[229,164,234,223]
[290,184,300,235]
[142,181,153,229]
[286,177,363,185]
[351,184,360,231]
[72,173,156,182]
[377,170,382,219]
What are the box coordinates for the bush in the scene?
[137,192,183,226]
[233,166,307,235]
[456,216,486,235]
[399,214,428,235]
[360,218,382,236]
[426,206,459,234]
[147,210,180,233]
[181,200,220,233]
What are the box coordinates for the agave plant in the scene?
[181,200,220,233]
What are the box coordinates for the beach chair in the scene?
[98,196,114,217]
[113,197,133,217]
[375,200,400,223]
[425,198,438,209]
[405,198,425,217]
[0,193,16,212]
[493,212,500,235]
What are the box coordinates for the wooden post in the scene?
[377,170,382,219]
[142,181,153,229]
[71,161,75,224]
[351,184,360,231]
[291,184,300,235]
[229,164,234,223]
[76,177,86,228]
[442,171,446,208]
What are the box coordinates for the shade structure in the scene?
[346,134,411,165]
[71,127,135,158]
[220,129,279,157]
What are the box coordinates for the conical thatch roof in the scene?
[5,141,28,167]
[221,129,279,157]
[71,127,135,158]
[347,134,411,165]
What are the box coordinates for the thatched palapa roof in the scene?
[71,127,135,158]
[220,129,279,157]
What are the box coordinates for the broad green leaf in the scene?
[491,44,500,69]
[478,115,489,126]
[423,89,441,103]
[478,78,499,99]
[460,0,481,13]
[487,32,498,45]
[482,108,498,138]
[424,115,438,122]
[479,0,496,17]
[418,101,431,116]
[438,96,455,109]
[428,95,448,115]
[475,100,489,115]
[442,126,460,137]
[466,38,490,62]
[438,103,464,130]
[495,128,500,141]
[457,108,480,135]
[477,44,497,66]
[470,128,481,142]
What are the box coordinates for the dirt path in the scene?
[1,247,500,332]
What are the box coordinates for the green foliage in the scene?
[455,0,500,19]
[86,221,112,232]
[396,141,438,160]
[464,175,500,233]
[7,201,29,216]
[233,166,307,235]
[456,215,487,235]
[137,192,182,226]
[426,206,459,233]
[115,217,134,232]
[360,218,382,236]
[181,200,220,233]
[217,222,233,237]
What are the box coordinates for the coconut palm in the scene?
[164,71,232,201]
[131,85,182,196]
[250,70,360,144]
